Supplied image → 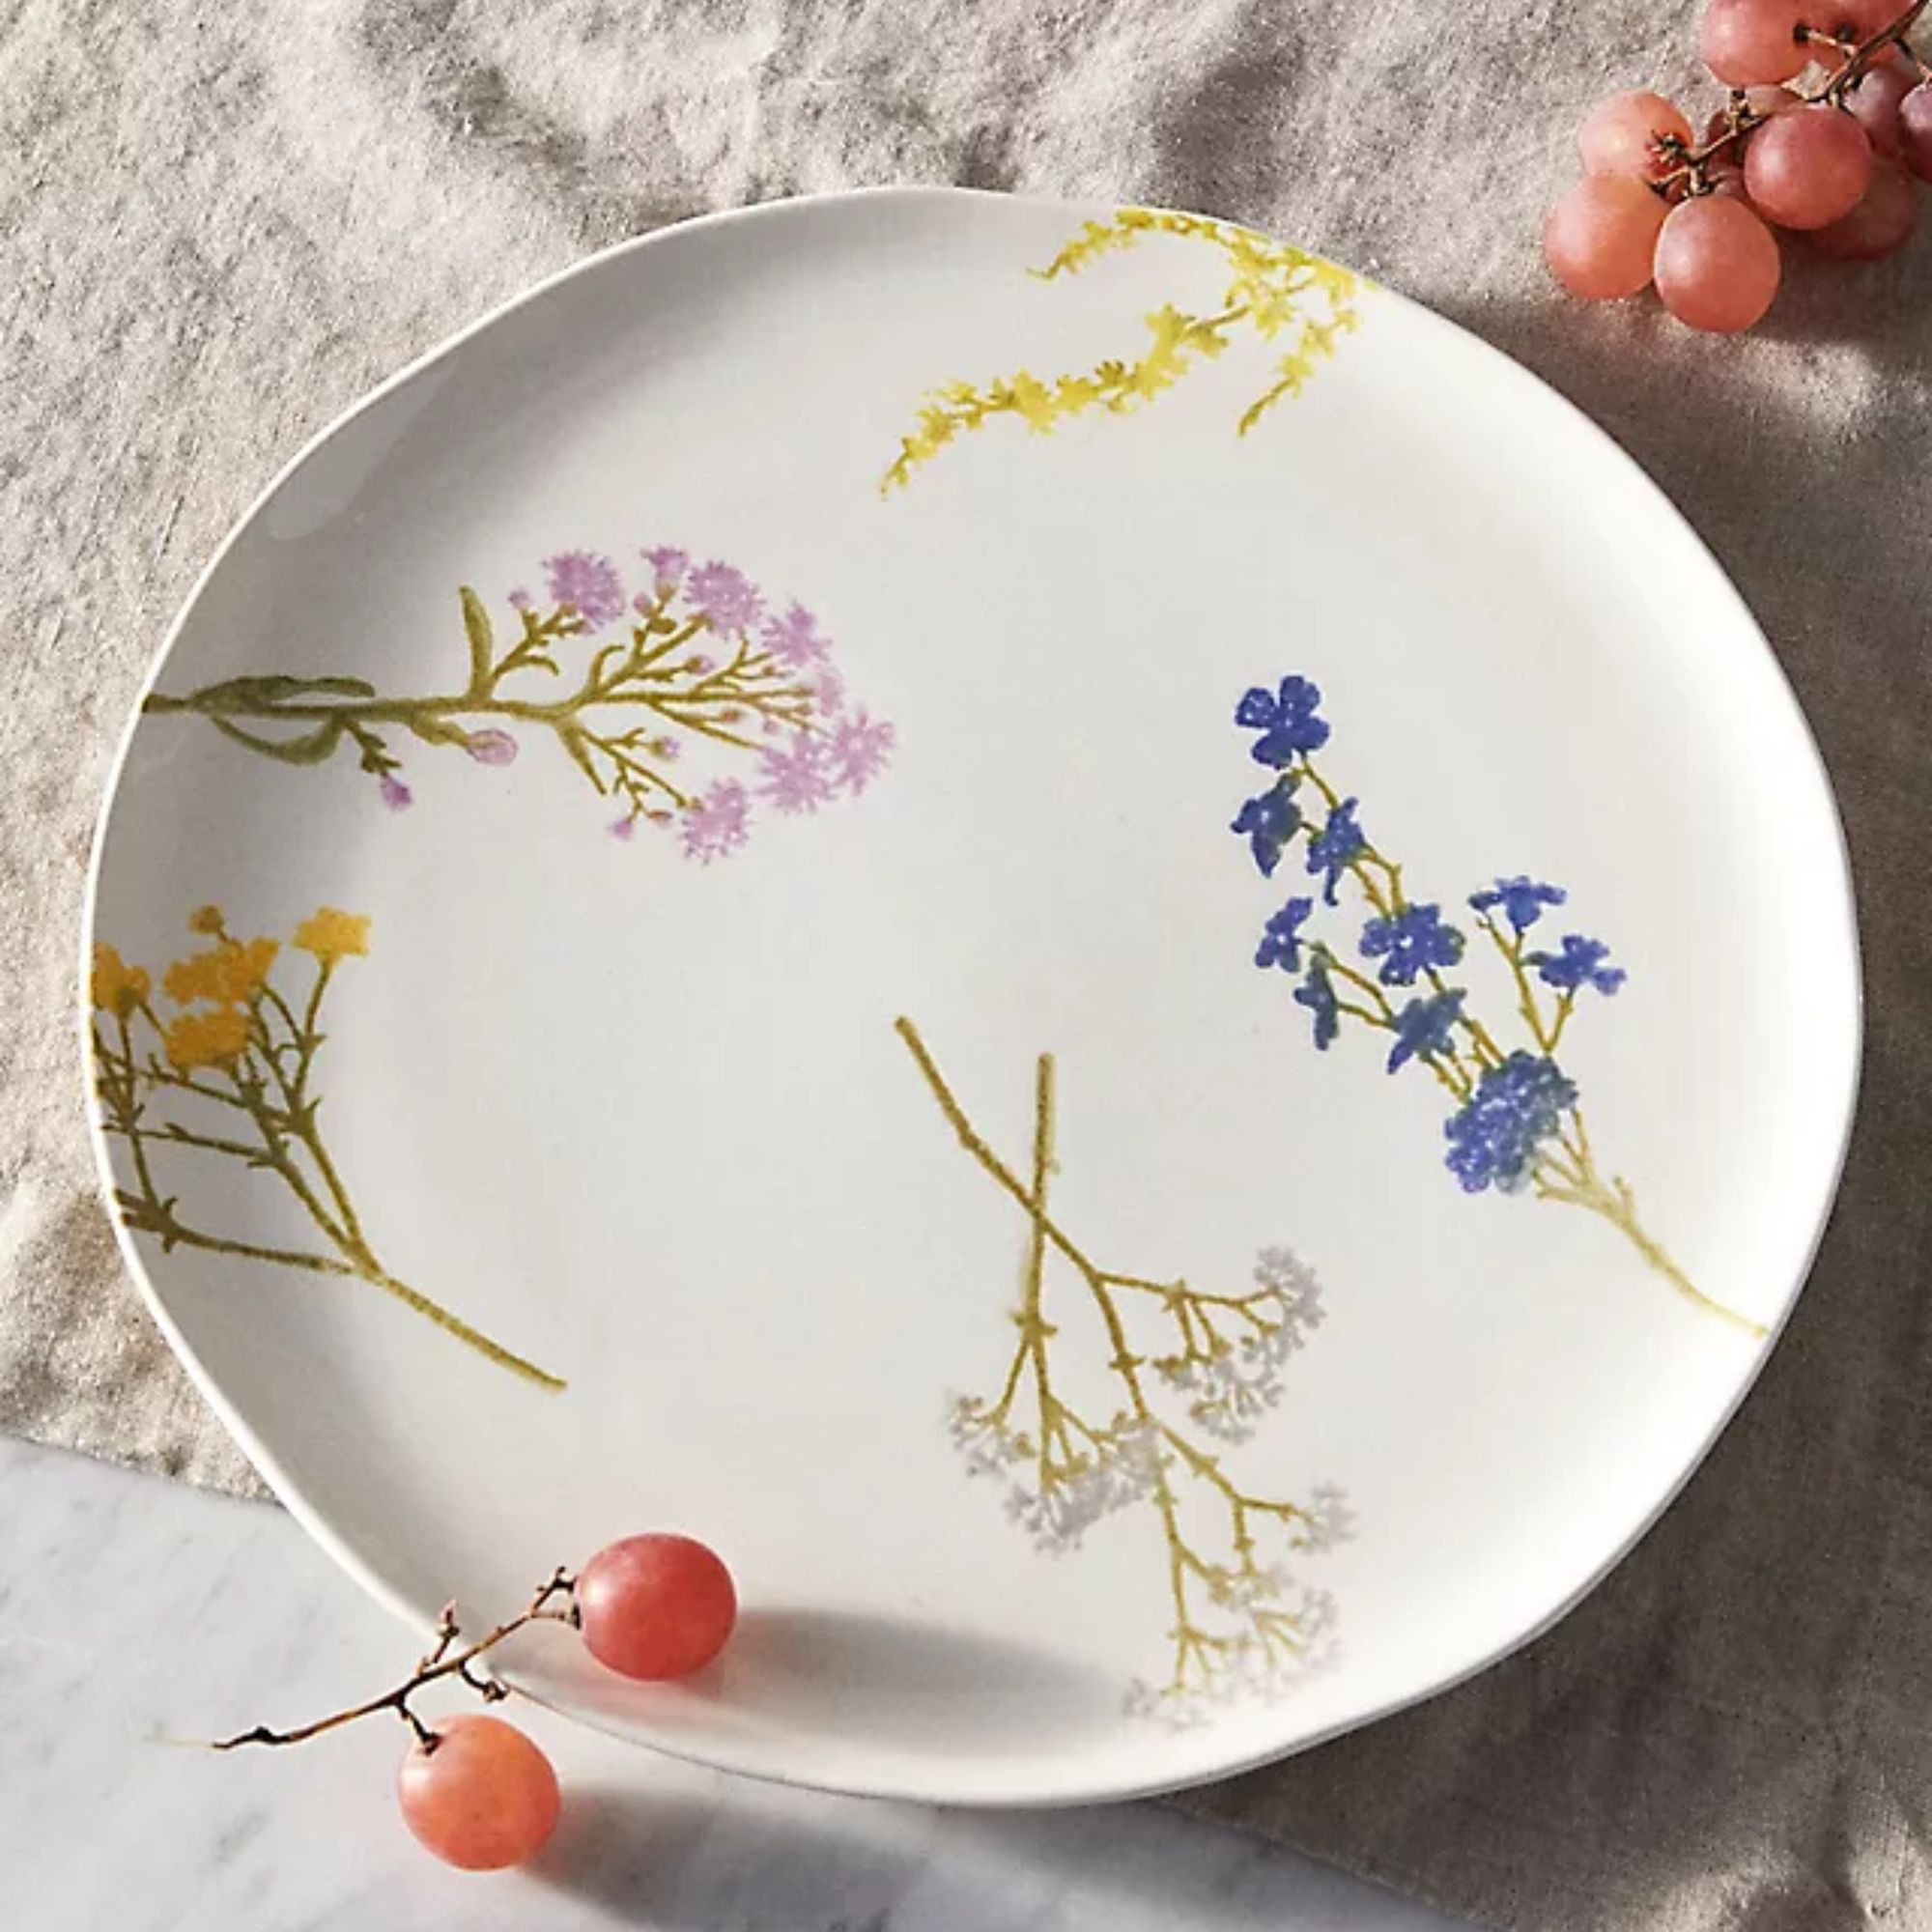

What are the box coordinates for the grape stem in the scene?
[1651,0,1928,196]
[210,1569,580,1756]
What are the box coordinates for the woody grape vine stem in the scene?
[1655,0,1928,194]
[212,1570,580,1754]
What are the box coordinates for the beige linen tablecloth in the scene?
[5,4,1928,1925]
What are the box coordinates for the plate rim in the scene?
[78,183,1864,1806]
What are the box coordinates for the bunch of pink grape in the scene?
[1546,0,1932,331]
[222,1531,739,1874]
[396,1533,737,1872]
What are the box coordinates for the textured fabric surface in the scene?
[4,2,1929,1925]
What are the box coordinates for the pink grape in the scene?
[1831,0,1908,43]
[396,1716,561,1871]
[1544,175,1669,298]
[1701,87,1801,206]
[1654,194,1783,330]
[1701,0,1811,85]
[1744,104,1873,226]
[1578,91,1694,180]
[577,1533,738,1680]
[1845,65,1916,156]
[1810,155,1921,256]
[1901,83,1932,182]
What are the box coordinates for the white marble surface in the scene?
[0,1435,1465,1931]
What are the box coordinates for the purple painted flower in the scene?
[379,773,412,811]
[542,551,628,630]
[609,815,637,842]
[642,545,688,591]
[1306,798,1366,904]
[1232,778,1300,878]
[465,728,519,766]
[1445,1053,1577,1194]
[1359,903,1464,986]
[1528,933,1626,997]
[829,708,895,795]
[761,602,830,668]
[758,732,838,814]
[1236,675,1329,767]
[680,781,752,863]
[1255,896,1315,973]
[1295,955,1340,1050]
[1386,989,1465,1074]
[507,586,532,611]
[1470,876,1567,934]
[686,560,764,633]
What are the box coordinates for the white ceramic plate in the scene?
[83,188,1859,1805]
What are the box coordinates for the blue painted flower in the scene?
[1255,896,1315,973]
[1305,798,1366,904]
[1236,675,1329,768]
[1443,1052,1578,1194]
[1386,989,1465,1074]
[1359,903,1464,986]
[1468,875,1567,934]
[1528,933,1626,996]
[1293,954,1340,1050]
[1231,778,1300,878]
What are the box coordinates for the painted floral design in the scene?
[90,909,561,1388]
[144,547,893,853]
[895,1017,1347,1724]
[1231,676,1764,1337]
[882,208,1361,493]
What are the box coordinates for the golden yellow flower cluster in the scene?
[91,906,374,1073]
[89,946,151,1019]
[159,915,274,1070]
[163,935,280,1007]
[293,907,370,964]
[162,1006,252,1071]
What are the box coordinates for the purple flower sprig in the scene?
[146,543,894,861]
[499,550,894,855]
[1229,674,1624,1140]
[1228,675,1759,1335]
[1229,665,1623,1175]
[1231,682,1492,1106]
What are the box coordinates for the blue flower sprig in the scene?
[1228,676,1761,1335]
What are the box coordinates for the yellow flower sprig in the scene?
[90,908,561,1390]
[882,208,1362,493]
